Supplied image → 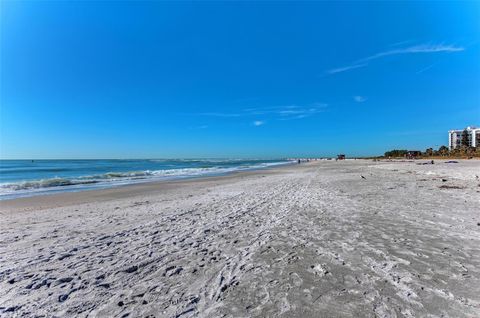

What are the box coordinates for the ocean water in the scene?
[0,159,290,200]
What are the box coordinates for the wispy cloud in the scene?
[253,120,264,126]
[361,43,464,61]
[192,103,327,121]
[188,125,209,130]
[195,112,241,117]
[353,96,367,103]
[328,63,368,74]
[249,103,327,119]
[415,61,438,74]
[327,43,464,74]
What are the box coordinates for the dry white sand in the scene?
[1,160,479,317]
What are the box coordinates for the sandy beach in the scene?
[1,159,479,317]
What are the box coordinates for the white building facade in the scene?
[448,126,480,150]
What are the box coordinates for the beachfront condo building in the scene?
[448,126,480,150]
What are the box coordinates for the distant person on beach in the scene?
[298,159,301,164]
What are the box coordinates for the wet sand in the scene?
[1,160,479,317]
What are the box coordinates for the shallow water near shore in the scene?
[0,159,290,199]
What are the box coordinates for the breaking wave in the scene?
[2,178,100,191]
[0,161,290,199]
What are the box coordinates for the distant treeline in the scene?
[383,145,480,158]
[384,149,409,157]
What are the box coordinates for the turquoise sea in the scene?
[0,159,291,199]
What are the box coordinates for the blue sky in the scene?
[1,1,479,159]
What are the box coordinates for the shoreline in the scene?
[0,161,297,213]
